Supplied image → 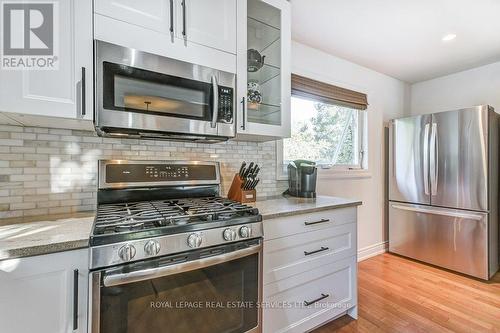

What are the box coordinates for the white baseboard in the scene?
[357,241,388,262]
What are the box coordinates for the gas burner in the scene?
[217,212,237,220]
[114,222,145,232]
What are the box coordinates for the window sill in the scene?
[317,169,372,180]
[276,169,372,181]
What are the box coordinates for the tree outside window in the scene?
[283,96,364,168]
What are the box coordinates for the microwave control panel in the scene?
[218,86,234,124]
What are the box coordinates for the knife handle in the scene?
[245,162,254,178]
[238,162,246,177]
[253,166,260,177]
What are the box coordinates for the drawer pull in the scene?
[304,218,330,226]
[304,246,329,256]
[304,293,329,306]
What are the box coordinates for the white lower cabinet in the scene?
[0,249,89,333]
[262,208,358,333]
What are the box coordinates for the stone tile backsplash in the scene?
[0,125,287,219]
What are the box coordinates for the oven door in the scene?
[90,240,262,333]
[95,40,236,138]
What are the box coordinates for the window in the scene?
[277,75,368,179]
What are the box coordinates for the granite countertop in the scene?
[0,195,361,261]
[252,195,362,220]
[0,212,95,261]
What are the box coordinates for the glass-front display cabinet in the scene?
[236,0,291,140]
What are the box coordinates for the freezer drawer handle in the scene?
[304,218,330,226]
[304,293,329,306]
[304,246,329,256]
[391,204,483,220]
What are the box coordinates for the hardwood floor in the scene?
[313,253,500,333]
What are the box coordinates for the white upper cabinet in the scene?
[0,249,89,333]
[0,0,93,123]
[236,0,291,141]
[176,0,237,54]
[94,0,237,72]
[94,0,174,34]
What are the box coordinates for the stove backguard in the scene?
[97,160,222,204]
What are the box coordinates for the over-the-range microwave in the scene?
[94,40,235,142]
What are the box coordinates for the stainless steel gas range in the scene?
[89,160,263,333]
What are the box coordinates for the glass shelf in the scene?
[247,103,281,125]
[248,17,280,53]
[248,63,280,85]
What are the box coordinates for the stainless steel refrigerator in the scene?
[389,105,499,279]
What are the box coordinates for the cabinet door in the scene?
[0,0,92,121]
[389,114,432,205]
[176,0,237,54]
[430,107,489,211]
[236,0,291,139]
[0,249,89,333]
[263,256,357,333]
[94,0,174,35]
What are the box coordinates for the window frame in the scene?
[276,96,369,181]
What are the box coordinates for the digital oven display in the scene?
[105,164,217,183]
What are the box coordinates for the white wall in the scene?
[411,60,500,115]
[292,41,410,258]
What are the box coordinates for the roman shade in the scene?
[291,74,368,110]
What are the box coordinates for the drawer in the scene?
[264,223,356,285]
[263,256,357,333]
[263,207,357,241]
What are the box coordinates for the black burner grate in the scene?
[93,197,257,235]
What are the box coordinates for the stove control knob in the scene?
[239,226,252,239]
[223,228,237,241]
[144,240,161,256]
[187,233,203,248]
[118,244,136,262]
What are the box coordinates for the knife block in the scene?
[227,174,256,203]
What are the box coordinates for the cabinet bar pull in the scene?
[304,293,329,306]
[81,67,86,117]
[304,246,329,256]
[241,97,246,130]
[169,0,174,34]
[181,0,187,38]
[73,269,79,330]
[304,218,330,226]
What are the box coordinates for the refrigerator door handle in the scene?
[429,123,438,195]
[423,123,430,195]
[390,203,484,220]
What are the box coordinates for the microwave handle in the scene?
[211,75,218,128]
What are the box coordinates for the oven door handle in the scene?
[103,243,262,287]
[210,75,218,129]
